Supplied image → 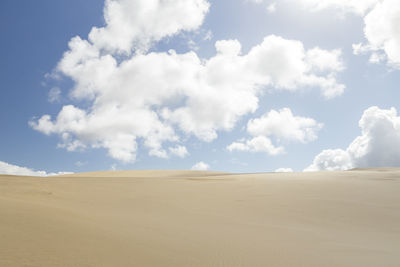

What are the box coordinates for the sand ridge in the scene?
[57,169,230,178]
[1,169,400,266]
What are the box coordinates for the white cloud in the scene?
[227,136,285,155]
[275,168,293,172]
[297,0,400,69]
[306,106,400,171]
[247,108,323,143]
[306,48,344,73]
[32,36,343,162]
[31,1,345,163]
[89,0,210,54]
[48,87,61,103]
[191,161,210,170]
[296,0,379,15]
[355,0,400,68]
[228,108,322,155]
[0,160,71,176]
[169,145,189,158]
[305,149,353,171]
[243,36,345,99]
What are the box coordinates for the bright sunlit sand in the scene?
[1,169,400,266]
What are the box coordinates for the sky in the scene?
[1,0,400,175]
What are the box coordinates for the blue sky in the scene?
[1,0,400,175]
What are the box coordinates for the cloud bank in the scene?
[0,161,71,176]
[31,0,345,163]
[306,106,400,171]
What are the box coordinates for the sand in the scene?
[1,169,400,266]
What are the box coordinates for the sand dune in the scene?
[1,169,400,266]
[59,169,230,178]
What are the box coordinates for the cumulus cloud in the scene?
[168,145,189,158]
[89,0,210,54]
[306,106,400,171]
[297,0,400,68]
[305,149,353,171]
[306,48,344,73]
[245,36,345,98]
[228,108,323,155]
[0,160,71,176]
[31,0,345,163]
[247,108,323,143]
[191,161,210,170]
[227,136,285,155]
[354,0,400,68]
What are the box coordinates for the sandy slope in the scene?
[1,169,400,267]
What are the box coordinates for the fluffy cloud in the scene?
[305,149,353,171]
[228,108,323,155]
[169,145,189,158]
[227,136,285,155]
[0,161,71,176]
[31,0,345,163]
[306,106,400,171]
[243,36,345,99]
[89,0,210,53]
[354,0,400,68]
[191,161,210,170]
[296,0,400,68]
[249,0,400,68]
[247,108,323,143]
